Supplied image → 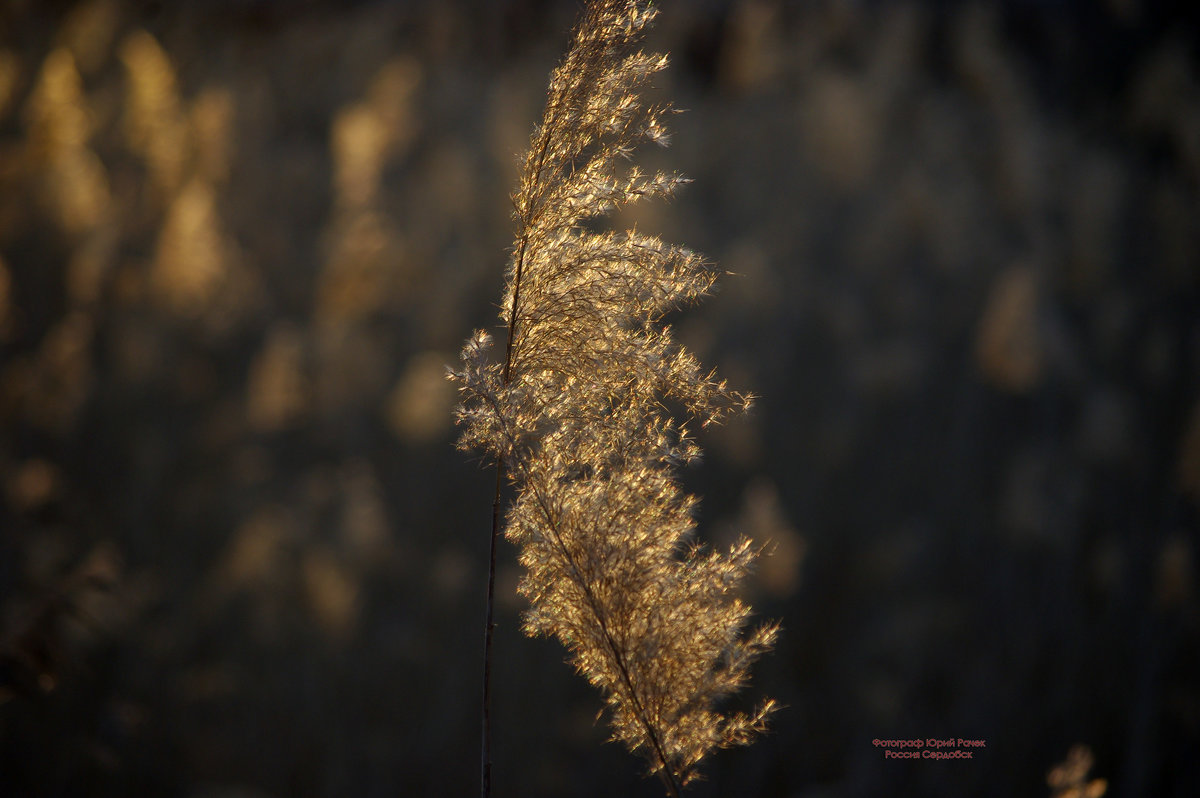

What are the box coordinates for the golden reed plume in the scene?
[451,2,776,794]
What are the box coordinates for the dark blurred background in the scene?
[1,0,1197,796]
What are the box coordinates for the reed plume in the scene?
[451,1,777,793]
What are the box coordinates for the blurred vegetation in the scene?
[0,1,1197,796]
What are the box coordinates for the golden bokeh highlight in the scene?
[0,50,20,119]
[1154,534,1195,610]
[246,324,308,432]
[0,254,11,341]
[3,312,94,434]
[190,87,235,185]
[317,211,403,325]
[1048,745,1107,798]
[976,263,1041,392]
[152,177,230,315]
[332,104,389,209]
[740,479,806,599]
[120,30,188,194]
[26,48,111,235]
[332,460,390,567]
[58,0,121,75]
[219,507,288,591]
[385,350,455,444]
[803,72,880,191]
[302,547,360,639]
[6,458,61,512]
[1178,398,1200,501]
[317,57,421,328]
